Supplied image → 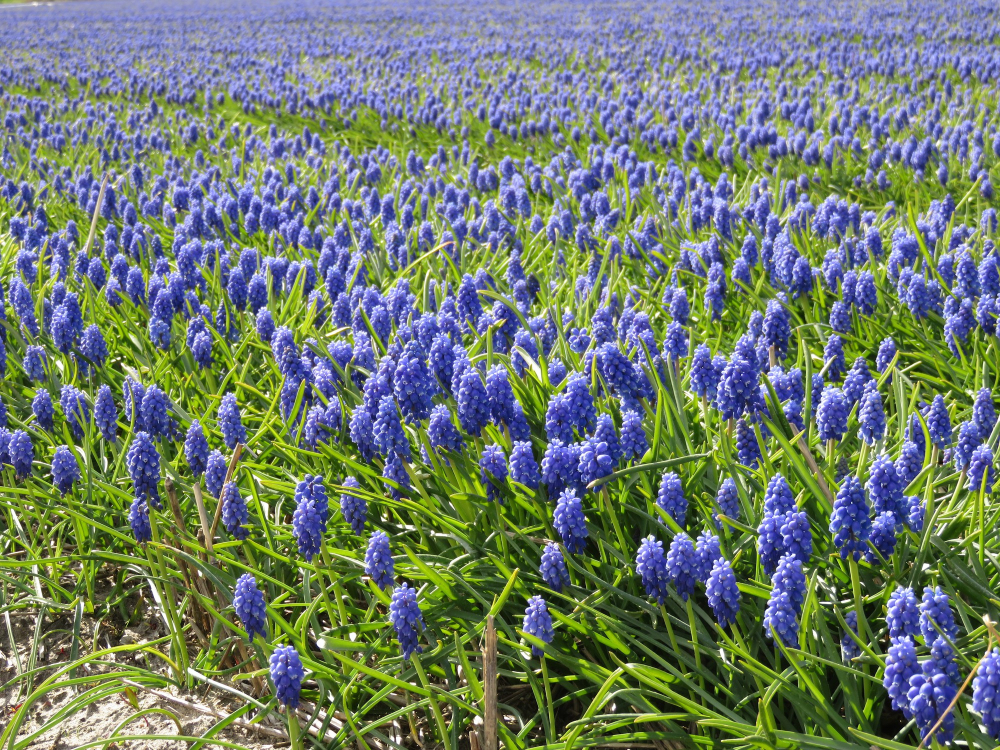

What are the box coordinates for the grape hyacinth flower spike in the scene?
[233,573,268,643]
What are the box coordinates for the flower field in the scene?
[2,0,1000,747]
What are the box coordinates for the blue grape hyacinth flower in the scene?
[184,420,209,477]
[973,648,1000,739]
[523,595,554,657]
[340,476,366,536]
[220,481,249,541]
[233,573,268,643]
[389,582,424,661]
[706,557,740,627]
[539,542,570,592]
[887,586,921,643]
[884,636,919,717]
[920,586,959,643]
[656,470,687,527]
[480,444,508,503]
[218,393,247,449]
[126,432,161,509]
[50,445,79,496]
[269,645,304,709]
[94,385,118,443]
[635,535,670,604]
[666,532,698,601]
[205,449,227,498]
[908,659,957,746]
[365,530,394,589]
[292,475,329,561]
[128,497,152,545]
[509,441,540,489]
[553,488,588,554]
[830,476,871,560]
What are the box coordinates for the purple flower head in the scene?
[365,531,394,589]
[968,444,996,494]
[95,385,117,443]
[817,387,849,443]
[830,476,870,560]
[954,421,982,470]
[233,573,267,643]
[269,646,304,709]
[973,648,1000,739]
[763,588,799,649]
[129,498,151,544]
[841,611,861,662]
[925,395,952,449]
[61,385,91,440]
[695,531,721,582]
[636,535,670,604]
[374,395,410,461]
[126,432,161,509]
[220,481,249,541]
[139,386,170,440]
[706,557,740,627]
[539,543,570,592]
[32,390,54,432]
[973,388,997,436]
[390,583,425,661]
[523,595,554,657]
[887,587,921,643]
[480,444,508,503]
[620,410,647,459]
[292,475,329,561]
[339,476,366,536]
[876,337,897,375]
[866,511,898,563]
[857,381,885,446]
[509,441,540,489]
[50,445,79,496]
[218,393,247,449]
[908,659,956,746]
[205,450,227,498]
[457,370,490,435]
[553,488,588,554]
[666,532,698,601]
[867,453,905,523]
[920,586,959,643]
[884,637,919,716]
[656,471,687,527]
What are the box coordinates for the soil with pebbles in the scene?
[2,610,282,750]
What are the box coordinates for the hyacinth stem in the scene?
[310,558,341,638]
[855,442,869,479]
[686,599,705,690]
[69,507,96,607]
[659,604,680,659]
[977,478,987,569]
[147,512,187,684]
[493,500,511,565]
[411,654,449,744]
[321,545,351,631]
[942,469,966,515]
[286,709,301,750]
[191,480,214,556]
[848,559,869,665]
[540,655,556,742]
[601,486,628,553]
[910,448,944,584]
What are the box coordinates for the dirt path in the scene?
[2,612,283,750]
